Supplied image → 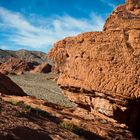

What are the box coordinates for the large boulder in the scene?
[48,0,140,139]
[31,62,52,73]
[0,72,26,96]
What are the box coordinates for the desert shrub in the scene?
[8,99,50,116]
[8,100,31,110]
[59,121,82,134]
[59,121,97,139]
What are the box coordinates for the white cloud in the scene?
[0,7,105,51]
[0,45,8,50]
[99,0,116,9]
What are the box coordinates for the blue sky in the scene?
[0,0,125,52]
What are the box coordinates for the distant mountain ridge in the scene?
[0,49,48,63]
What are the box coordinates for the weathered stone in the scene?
[48,0,140,139]
[126,0,140,11]
[103,0,140,31]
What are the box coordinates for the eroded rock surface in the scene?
[0,97,85,140]
[48,0,140,139]
[103,1,140,31]
[1,95,137,140]
[126,0,140,11]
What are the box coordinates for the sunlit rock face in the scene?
[48,0,140,139]
[103,0,140,31]
[126,0,140,11]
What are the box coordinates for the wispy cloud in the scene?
[99,0,116,9]
[0,7,105,51]
[0,45,8,50]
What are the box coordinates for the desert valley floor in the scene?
[9,73,74,107]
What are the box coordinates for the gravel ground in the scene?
[9,73,75,107]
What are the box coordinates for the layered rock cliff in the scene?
[48,0,140,139]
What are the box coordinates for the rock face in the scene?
[103,0,140,31]
[48,0,140,139]
[126,0,140,11]
[0,57,37,75]
[31,62,52,73]
[0,73,26,96]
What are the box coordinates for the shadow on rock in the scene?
[11,126,52,140]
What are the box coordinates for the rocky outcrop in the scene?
[48,0,140,139]
[48,38,71,73]
[0,73,26,96]
[31,62,52,73]
[0,57,37,75]
[126,0,140,11]
[103,0,140,31]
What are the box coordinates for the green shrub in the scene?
[8,100,31,110]
[59,121,82,134]
[8,99,49,116]
[9,99,19,106]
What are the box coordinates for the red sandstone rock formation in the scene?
[31,62,52,73]
[0,57,36,75]
[126,0,140,11]
[103,0,140,31]
[48,0,140,139]
[0,73,26,96]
